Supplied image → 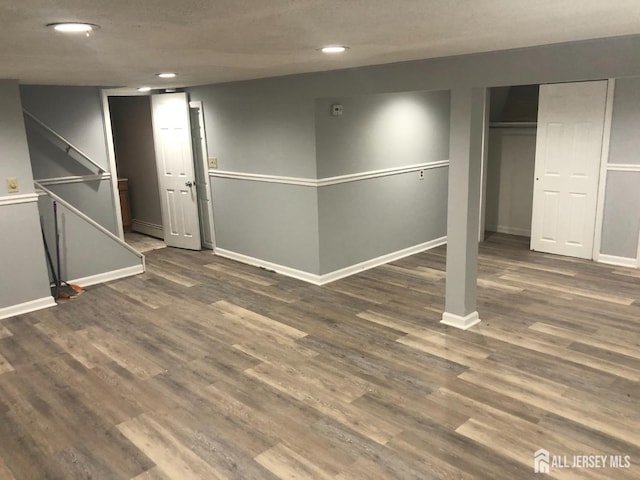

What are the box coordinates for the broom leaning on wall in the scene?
[40,200,84,300]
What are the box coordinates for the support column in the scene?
[441,87,488,330]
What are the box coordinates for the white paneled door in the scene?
[531,81,608,259]
[151,92,202,250]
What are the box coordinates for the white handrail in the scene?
[23,109,105,173]
[35,182,144,261]
[35,173,112,186]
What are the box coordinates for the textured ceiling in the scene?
[2,0,640,88]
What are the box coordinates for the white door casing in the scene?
[189,101,216,250]
[531,81,608,259]
[151,92,202,250]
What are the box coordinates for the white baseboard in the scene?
[69,264,145,288]
[131,219,163,239]
[597,254,638,269]
[214,249,321,284]
[441,311,481,330]
[319,236,447,284]
[215,236,447,286]
[486,225,531,237]
[0,296,56,320]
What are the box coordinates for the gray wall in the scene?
[1,203,53,307]
[190,86,451,276]
[188,35,640,276]
[489,87,511,122]
[600,171,640,259]
[109,96,163,228]
[1,82,39,194]
[189,85,317,178]
[21,118,97,179]
[318,168,448,274]
[608,78,640,166]
[485,128,536,236]
[20,85,117,233]
[20,86,109,169]
[0,80,52,310]
[46,180,117,234]
[39,195,142,282]
[189,82,321,274]
[315,90,450,177]
[315,90,450,273]
[600,77,640,259]
[210,178,320,273]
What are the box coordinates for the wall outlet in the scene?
[419,170,425,180]
[6,177,18,193]
[208,157,218,169]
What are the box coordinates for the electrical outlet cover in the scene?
[208,157,218,169]
[6,177,18,193]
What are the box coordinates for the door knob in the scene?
[185,181,193,187]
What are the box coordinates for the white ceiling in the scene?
[3,0,640,88]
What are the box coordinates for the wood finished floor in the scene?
[1,233,639,479]
[124,232,166,253]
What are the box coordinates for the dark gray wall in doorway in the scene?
[109,96,163,230]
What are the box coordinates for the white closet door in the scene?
[531,81,607,259]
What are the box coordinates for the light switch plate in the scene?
[6,177,18,193]
[208,157,218,169]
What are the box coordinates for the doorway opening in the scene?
[104,90,215,253]
[482,81,611,261]
[483,84,539,246]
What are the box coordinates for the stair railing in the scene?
[35,181,144,262]
[23,109,106,174]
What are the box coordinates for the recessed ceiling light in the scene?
[47,22,99,33]
[137,87,151,92]
[157,73,177,79]
[320,45,348,54]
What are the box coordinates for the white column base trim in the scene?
[0,296,56,320]
[68,264,145,288]
[441,311,481,330]
[597,254,638,269]
[215,236,447,286]
[131,219,164,239]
